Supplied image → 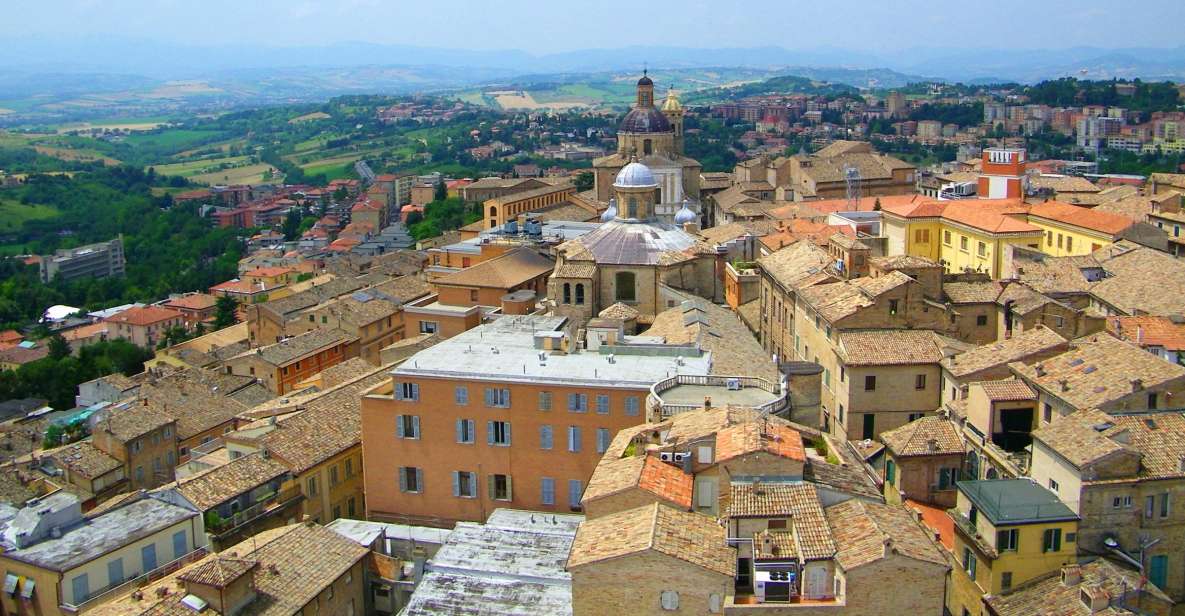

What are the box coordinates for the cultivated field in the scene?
[0,199,58,233]
[289,111,331,123]
[489,90,588,111]
[189,163,279,186]
[33,145,121,166]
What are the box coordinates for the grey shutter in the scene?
[567,393,576,411]
[411,416,420,439]
[455,419,464,443]
[484,388,494,407]
[504,422,512,445]
[487,421,495,445]
[411,383,420,401]
[394,384,404,401]
[487,474,496,500]
[580,394,588,411]
[452,471,460,497]
[505,475,513,501]
[415,468,423,493]
[398,468,407,492]
[396,416,405,438]
[540,425,552,449]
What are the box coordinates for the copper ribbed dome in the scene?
[619,107,671,133]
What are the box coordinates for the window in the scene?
[541,477,556,505]
[997,528,1019,552]
[348,497,356,516]
[1148,392,1159,409]
[595,394,610,415]
[1046,231,1053,247]
[938,468,957,490]
[596,428,611,454]
[1113,495,1133,509]
[172,530,188,559]
[562,282,571,304]
[1160,492,1171,518]
[624,396,640,416]
[489,474,512,501]
[862,414,875,440]
[307,477,318,496]
[484,387,511,408]
[1066,236,1073,252]
[567,393,588,412]
[396,382,420,401]
[615,271,637,302]
[419,320,438,334]
[1146,495,1156,519]
[568,479,584,510]
[864,375,877,391]
[454,386,469,405]
[977,241,986,257]
[469,289,479,302]
[330,466,339,486]
[1043,403,1053,424]
[538,391,552,411]
[888,299,899,315]
[575,284,585,305]
[488,421,512,446]
[969,505,978,525]
[396,415,420,439]
[568,426,582,452]
[108,557,125,585]
[1149,555,1168,589]
[456,419,475,444]
[71,574,90,603]
[885,459,896,485]
[452,471,477,498]
[915,374,927,390]
[962,548,977,578]
[661,590,680,611]
[345,458,354,478]
[540,425,554,449]
[976,314,988,326]
[908,412,924,422]
[960,236,968,251]
[1001,571,1013,591]
[1049,478,1059,492]
[943,230,952,245]
[399,467,422,493]
[1042,528,1062,552]
[1057,234,1064,249]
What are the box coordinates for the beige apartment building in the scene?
[361,315,714,527]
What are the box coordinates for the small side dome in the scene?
[638,73,653,86]
[674,199,697,225]
[661,90,682,112]
[601,198,618,222]
[614,162,657,188]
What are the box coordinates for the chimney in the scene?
[759,530,775,556]
[882,537,895,558]
[703,396,712,409]
[1059,379,1070,392]
[926,438,939,453]
[1136,326,1143,345]
[1079,585,1110,613]
[1131,379,1144,392]
[1035,363,1046,377]
[1061,564,1082,586]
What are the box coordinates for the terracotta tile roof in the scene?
[1087,243,1185,316]
[825,499,947,571]
[567,503,735,576]
[1027,200,1136,235]
[943,201,1041,234]
[753,529,797,560]
[139,378,248,440]
[881,416,964,457]
[697,223,752,245]
[725,484,836,559]
[1031,409,1130,470]
[800,194,926,216]
[0,345,49,365]
[554,261,598,279]
[985,558,1172,616]
[48,440,122,479]
[641,298,778,382]
[163,294,217,311]
[175,452,290,511]
[869,254,942,271]
[104,305,184,327]
[244,266,295,278]
[233,328,356,367]
[1093,195,1160,222]
[582,455,693,509]
[1110,412,1185,481]
[435,247,553,289]
[97,401,175,442]
[178,558,259,588]
[1010,333,1185,411]
[60,322,108,342]
[715,421,805,464]
[978,379,1037,401]
[1107,316,1185,351]
[598,302,639,320]
[837,329,960,366]
[1028,175,1100,194]
[944,325,1067,379]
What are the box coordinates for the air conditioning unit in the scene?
[726,378,742,391]
[673,452,691,462]
[659,452,675,462]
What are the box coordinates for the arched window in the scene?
[574,284,585,305]
[985,467,999,480]
[615,271,636,302]
[965,450,980,481]
[488,205,497,218]
[627,197,638,219]
[562,283,571,304]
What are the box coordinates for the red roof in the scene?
[243,267,294,278]
[104,305,184,327]
[638,456,694,509]
[163,294,217,311]
[905,499,953,551]
[1107,316,1185,351]
[804,194,929,216]
[715,422,805,463]
[1027,200,1135,235]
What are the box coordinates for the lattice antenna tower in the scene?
[844,165,862,209]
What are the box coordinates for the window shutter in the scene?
[452,471,460,497]
[394,385,404,401]
[399,468,407,492]
[504,422,512,445]
[505,475,513,501]
[411,383,419,400]
[455,419,464,443]
[580,394,588,411]
[487,474,496,500]
[411,416,420,439]
[501,388,510,406]
[567,393,577,411]
[484,388,494,407]
[541,477,555,505]
[540,425,553,449]
[396,416,405,438]
[487,421,495,445]
[415,468,423,494]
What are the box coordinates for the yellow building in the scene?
[947,479,1079,616]
[882,199,1043,278]
[1024,200,1138,256]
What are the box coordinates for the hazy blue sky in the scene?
[15,0,1185,52]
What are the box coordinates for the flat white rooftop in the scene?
[394,315,712,388]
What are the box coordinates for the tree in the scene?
[214,296,239,328]
[281,208,303,240]
[434,181,447,202]
[47,334,71,360]
[575,171,594,192]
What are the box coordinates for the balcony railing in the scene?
[60,546,209,613]
[208,485,304,540]
[649,374,789,418]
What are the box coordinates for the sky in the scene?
[12,0,1185,54]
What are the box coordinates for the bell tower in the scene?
[636,70,654,108]
[661,89,685,154]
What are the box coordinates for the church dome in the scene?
[619,107,672,134]
[600,198,618,222]
[614,162,657,188]
[638,74,653,86]
[661,90,682,112]
[674,199,697,225]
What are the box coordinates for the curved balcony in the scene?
[648,374,789,419]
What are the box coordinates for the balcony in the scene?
[206,485,304,544]
[648,374,788,419]
[60,547,209,613]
